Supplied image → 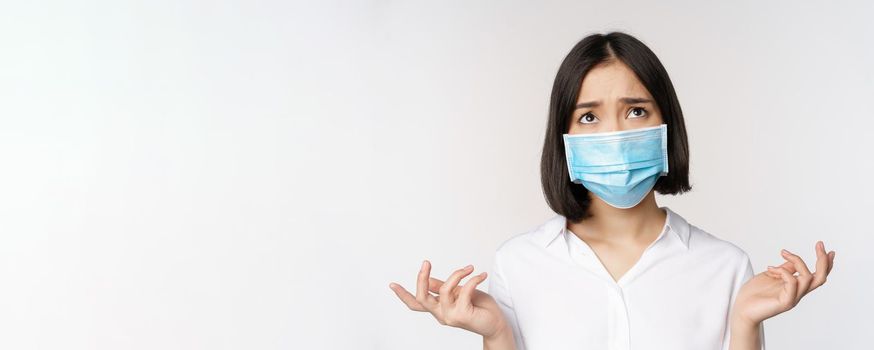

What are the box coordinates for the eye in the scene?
[627,107,648,119]
[578,113,599,124]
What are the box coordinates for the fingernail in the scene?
[465,264,473,270]
[781,249,790,255]
[421,260,427,269]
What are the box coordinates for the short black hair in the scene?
[540,31,692,223]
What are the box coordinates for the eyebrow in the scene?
[575,97,653,109]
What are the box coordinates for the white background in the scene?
[0,0,871,349]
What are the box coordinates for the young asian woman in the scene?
[389,31,835,350]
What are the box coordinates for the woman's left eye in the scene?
[628,107,648,119]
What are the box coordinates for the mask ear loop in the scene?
[660,124,669,176]
[562,134,577,182]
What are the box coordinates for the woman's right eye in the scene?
[579,113,599,124]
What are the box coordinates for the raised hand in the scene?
[388,260,512,342]
[731,241,836,326]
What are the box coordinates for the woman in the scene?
[388,31,835,350]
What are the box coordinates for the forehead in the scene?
[578,61,652,100]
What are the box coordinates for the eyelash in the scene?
[578,107,649,124]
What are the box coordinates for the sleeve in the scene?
[487,250,525,350]
[722,252,766,350]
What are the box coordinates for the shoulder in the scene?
[687,221,753,266]
[686,221,760,287]
[493,214,564,260]
[675,212,758,286]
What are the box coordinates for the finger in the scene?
[778,260,798,274]
[439,265,474,308]
[429,277,455,306]
[765,261,795,278]
[827,251,835,274]
[457,271,488,307]
[416,260,437,308]
[429,277,444,293]
[765,261,797,277]
[389,282,426,311]
[810,241,829,290]
[768,265,798,310]
[781,249,812,299]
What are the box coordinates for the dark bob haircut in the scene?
[541,31,692,223]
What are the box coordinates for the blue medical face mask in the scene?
[562,124,669,209]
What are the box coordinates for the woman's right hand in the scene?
[388,260,513,344]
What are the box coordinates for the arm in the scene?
[483,318,516,350]
[485,251,522,350]
[727,253,766,350]
[728,317,764,350]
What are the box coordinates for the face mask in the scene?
[562,124,669,209]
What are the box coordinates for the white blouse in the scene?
[487,206,765,350]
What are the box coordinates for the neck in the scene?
[567,191,666,245]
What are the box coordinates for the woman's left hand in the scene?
[730,240,835,326]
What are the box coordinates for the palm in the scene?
[421,276,506,336]
[734,271,796,323]
[464,288,505,334]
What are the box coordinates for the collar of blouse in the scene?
[535,206,692,250]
